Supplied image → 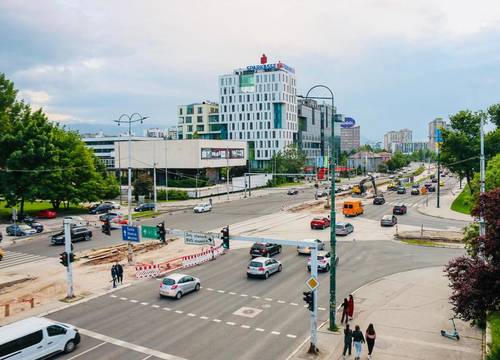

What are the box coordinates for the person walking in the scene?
[348,294,354,320]
[116,262,124,284]
[365,323,376,359]
[340,298,349,325]
[352,325,365,360]
[111,264,117,288]
[342,324,353,359]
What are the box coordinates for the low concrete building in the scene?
[347,151,391,172]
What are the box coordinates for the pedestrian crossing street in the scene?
[0,250,47,270]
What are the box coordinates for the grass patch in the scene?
[400,239,448,247]
[411,166,426,177]
[0,200,87,220]
[451,188,474,215]
[488,311,500,360]
[273,181,304,188]
[132,211,162,219]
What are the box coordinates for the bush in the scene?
[451,188,474,215]
[411,166,425,177]
[158,189,189,200]
[488,311,500,360]
[167,178,208,188]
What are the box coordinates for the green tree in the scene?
[132,172,153,200]
[488,103,500,127]
[469,153,500,197]
[386,151,409,171]
[270,144,306,174]
[377,163,388,173]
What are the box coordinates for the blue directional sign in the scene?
[122,225,140,242]
[435,128,443,143]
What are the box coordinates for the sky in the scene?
[1,0,500,142]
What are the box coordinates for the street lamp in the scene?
[114,113,149,227]
[300,85,339,335]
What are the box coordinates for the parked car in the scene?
[431,178,438,183]
[89,203,113,215]
[250,243,281,257]
[104,201,121,209]
[411,188,420,195]
[134,203,156,212]
[428,185,436,192]
[159,273,200,299]
[247,257,282,279]
[51,226,92,245]
[297,239,325,255]
[380,214,398,227]
[36,209,57,219]
[373,196,385,205]
[307,251,332,272]
[193,203,212,213]
[287,188,299,195]
[6,224,37,236]
[64,216,87,227]
[336,222,354,236]
[393,203,407,215]
[397,187,406,194]
[99,212,122,222]
[310,217,330,229]
[23,218,44,233]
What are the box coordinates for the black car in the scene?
[393,203,407,215]
[428,185,436,192]
[23,218,44,233]
[287,188,299,195]
[250,243,282,257]
[411,188,420,195]
[397,187,406,194]
[134,203,155,212]
[431,178,438,183]
[373,196,385,205]
[51,226,92,245]
[89,203,113,215]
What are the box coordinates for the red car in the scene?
[310,217,331,230]
[36,209,57,219]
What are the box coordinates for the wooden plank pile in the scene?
[82,241,163,265]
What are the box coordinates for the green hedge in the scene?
[412,166,425,177]
[167,178,208,188]
[158,189,189,201]
[450,188,474,215]
[488,311,500,360]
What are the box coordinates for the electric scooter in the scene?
[441,318,460,340]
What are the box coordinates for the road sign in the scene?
[141,225,159,239]
[306,277,319,291]
[122,225,140,242]
[184,231,216,246]
[340,117,356,128]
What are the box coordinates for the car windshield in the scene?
[336,225,345,229]
[19,224,31,230]
[383,215,393,220]
[313,217,323,221]
[196,203,207,207]
[249,261,263,267]
[252,243,265,249]
[317,256,324,260]
[162,278,176,286]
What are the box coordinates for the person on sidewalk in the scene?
[116,262,124,284]
[348,294,354,320]
[340,298,349,325]
[342,323,353,359]
[352,325,365,360]
[365,323,376,359]
[111,264,117,288]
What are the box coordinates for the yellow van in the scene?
[343,200,364,217]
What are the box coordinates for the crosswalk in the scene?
[0,250,47,270]
[384,201,423,208]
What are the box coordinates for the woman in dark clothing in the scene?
[348,294,354,320]
[352,325,365,360]
[340,298,349,324]
[342,324,353,358]
[366,323,376,359]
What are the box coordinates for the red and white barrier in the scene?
[135,264,161,279]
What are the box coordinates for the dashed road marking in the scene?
[226,322,236,326]
[277,300,286,304]
[241,325,251,329]
[255,328,265,332]
[110,295,117,298]
[120,297,128,301]
[290,303,298,306]
[130,300,138,303]
[152,305,160,308]
[287,334,297,338]
[206,288,214,291]
[252,296,260,299]
[213,319,221,323]
[217,290,225,293]
[265,298,273,301]
[240,294,248,297]
[200,316,209,320]
[187,313,196,317]
[229,292,236,295]
[271,331,280,335]
[163,307,171,311]
[140,302,149,306]
[175,310,183,314]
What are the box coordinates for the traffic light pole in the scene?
[63,219,74,299]
[309,246,319,354]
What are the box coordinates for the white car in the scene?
[159,273,200,299]
[307,251,332,272]
[64,216,87,227]
[193,203,212,213]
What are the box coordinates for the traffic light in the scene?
[303,291,314,311]
[157,221,166,243]
[59,252,68,267]
[221,226,229,249]
[69,252,75,263]
[101,220,111,236]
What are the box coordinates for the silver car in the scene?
[336,222,354,236]
[159,273,200,299]
[297,239,325,255]
[246,257,282,279]
[381,214,398,227]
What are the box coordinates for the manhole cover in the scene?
[233,307,263,318]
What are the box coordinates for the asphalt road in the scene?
[49,240,463,360]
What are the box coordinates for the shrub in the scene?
[158,189,189,200]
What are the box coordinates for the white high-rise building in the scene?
[218,56,297,168]
[428,117,449,151]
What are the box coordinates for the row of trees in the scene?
[0,73,119,213]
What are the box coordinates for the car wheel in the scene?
[322,225,326,229]
[64,340,76,353]
[195,283,200,291]
[278,264,282,272]
[277,246,281,254]
[264,271,269,279]
[175,292,182,300]
[0,254,3,261]
[325,264,330,272]
[85,234,90,241]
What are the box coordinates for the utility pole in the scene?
[165,139,169,202]
[435,127,442,209]
[64,219,74,299]
[479,115,486,236]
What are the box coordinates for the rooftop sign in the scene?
[246,62,295,74]
[340,117,356,128]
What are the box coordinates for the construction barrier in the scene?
[1,298,35,317]
[135,264,161,279]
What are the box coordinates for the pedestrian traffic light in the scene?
[221,226,229,249]
[303,291,314,311]
[157,221,166,243]
[59,252,68,267]
[101,221,111,236]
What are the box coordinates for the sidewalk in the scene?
[290,267,482,360]
[417,181,472,222]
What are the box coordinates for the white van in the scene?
[0,317,80,359]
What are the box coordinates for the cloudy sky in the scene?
[1,0,499,142]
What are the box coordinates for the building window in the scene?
[232,105,235,112]
[185,116,192,124]
[187,125,193,132]
[257,113,260,120]
[250,122,253,130]
[179,108,183,115]
[197,116,203,123]
[197,107,202,114]
[239,113,242,121]
[242,123,245,130]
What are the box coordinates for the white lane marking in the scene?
[130,300,138,303]
[286,334,297,339]
[66,342,107,360]
[152,305,160,308]
[265,298,273,301]
[206,288,214,291]
[255,328,265,332]
[277,300,286,304]
[187,313,196,317]
[140,302,149,306]
[200,316,209,320]
[163,307,171,311]
[290,303,298,306]
[110,295,117,298]
[271,331,280,335]
[66,326,187,360]
[140,356,153,360]
[119,297,128,301]
[241,325,251,329]
[240,294,248,297]
[226,322,236,326]
[213,319,221,323]
[229,292,236,295]
[252,296,260,299]
[175,310,183,314]
[217,290,225,293]
[318,307,326,311]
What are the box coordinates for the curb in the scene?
[415,205,471,223]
